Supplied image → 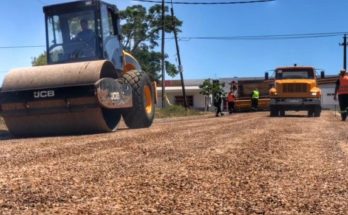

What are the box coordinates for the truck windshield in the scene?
[275,70,314,79]
[46,10,97,64]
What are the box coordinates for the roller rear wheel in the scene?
[121,70,155,128]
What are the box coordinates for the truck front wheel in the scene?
[314,106,321,117]
[308,110,314,117]
[279,110,285,116]
[308,106,321,117]
[270,107,278,117]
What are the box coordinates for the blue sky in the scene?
[0,0,347,83]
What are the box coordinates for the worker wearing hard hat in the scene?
[334,69,348,121]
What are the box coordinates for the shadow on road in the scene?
[271,114,309,118]
[0,130,12,140]
[283,115,308,118]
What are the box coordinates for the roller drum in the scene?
[0,60,122,136]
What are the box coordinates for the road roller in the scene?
[0,0,155,136]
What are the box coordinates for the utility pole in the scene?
[170,1,188,110]
[340,34,347,70]
[161,0,166,108]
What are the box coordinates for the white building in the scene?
[156,80,207,110]
[318,76,339,109]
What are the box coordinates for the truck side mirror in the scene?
[320,71,325,79]
[265,72,269,80]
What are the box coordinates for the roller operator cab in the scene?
[265,66,324,117]
[0,0,155,137]
[45,0,125,70]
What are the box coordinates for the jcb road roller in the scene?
[0,0,155,136]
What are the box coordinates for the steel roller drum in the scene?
[0,60,123,136]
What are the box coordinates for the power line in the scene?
[0,45,45,49]
[178,35,339,41]
[0,32,347,50]
[133,0,275,5]
[176,32,348,41]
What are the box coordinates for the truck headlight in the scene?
[311,91,321,96]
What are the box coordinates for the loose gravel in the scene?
[0,111,348,214]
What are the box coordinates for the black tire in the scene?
[279,110,285,117]
[121,70,155,128]
[314,106,321,117]
[270,107,278,117]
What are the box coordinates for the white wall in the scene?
[320,84,339,109]
[156,88,206,109]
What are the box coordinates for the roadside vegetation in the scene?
[155,105,206,118]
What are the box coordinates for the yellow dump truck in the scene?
[265,65,324,117]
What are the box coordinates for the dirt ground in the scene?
[1,111,348,214]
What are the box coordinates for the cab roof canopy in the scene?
[43,0,118,15]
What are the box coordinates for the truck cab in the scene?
[266,66,323,117]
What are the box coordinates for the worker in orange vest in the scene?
[334,69,348,121]
[227,90,236,114]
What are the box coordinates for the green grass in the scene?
[155,105,206,118]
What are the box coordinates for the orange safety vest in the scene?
[338,75,348,95]
[227,92,236,102]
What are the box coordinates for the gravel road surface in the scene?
[0,111,348,214]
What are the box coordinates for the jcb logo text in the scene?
[33,90,55,99]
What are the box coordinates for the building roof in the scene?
[157,86,200,92]
[160,80,204,87]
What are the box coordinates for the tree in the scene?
[120,4,182,81]
[31,52,47,66]
[199,79,226,111]
[131,45,178,81]
[120,4,182,52]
